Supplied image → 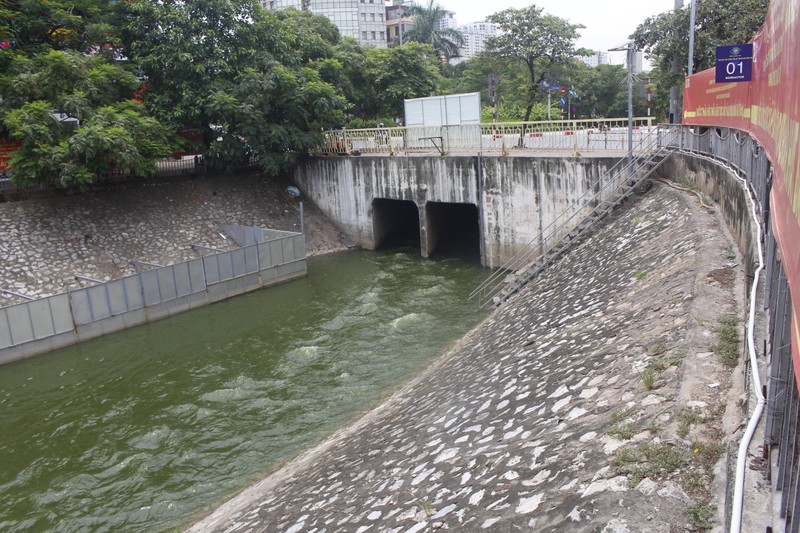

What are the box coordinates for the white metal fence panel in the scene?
[6,304,34,345]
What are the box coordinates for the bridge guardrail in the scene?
[314,117,655,156]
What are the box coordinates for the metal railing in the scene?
[314,117,655,156]
[0,155,206,196]
[470,124,680,307]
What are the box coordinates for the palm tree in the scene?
[401,1,464,62]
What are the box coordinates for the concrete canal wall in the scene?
[293,155,624,267]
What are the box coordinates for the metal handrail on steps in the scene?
[470,125,680,308]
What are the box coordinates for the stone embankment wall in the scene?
[293,154,623,267]
[0,173,346,308]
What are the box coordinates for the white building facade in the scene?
[261,0,387,48]
[456,22,498,61]
[578,50,610,68]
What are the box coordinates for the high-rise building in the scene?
[578,50,610,68]
[436,10,457,31]
[262,0,387,48]
[454,22,498,62]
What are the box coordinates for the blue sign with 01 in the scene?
[715,44,753,83]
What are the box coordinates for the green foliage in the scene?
[712,315,741,367]
[402,1,464,62]
[0,50,138,118]
[0,0,121,57]
[486,6,589,122]
[0,49,170,186]
[631,0,768,120]
[121,0,348,174]
[5,99,170,187]
[359,42,443,119]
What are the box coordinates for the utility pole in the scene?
[669,0,683,124]
[687,0,697,76]
[609,42,635,162]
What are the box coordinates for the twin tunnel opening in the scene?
[372,199,481,261]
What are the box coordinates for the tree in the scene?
[121,1,348,174]
[631,0,768,120]
[360,42,444,119]
[402,0,464,63]
[486,6,589,123]
[1,51,171,186]
[0,0,120,57]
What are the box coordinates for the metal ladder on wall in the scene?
[470,125,679,309]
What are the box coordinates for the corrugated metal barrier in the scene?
[0,226,306,366]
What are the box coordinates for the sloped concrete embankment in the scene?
[190,183,745,532]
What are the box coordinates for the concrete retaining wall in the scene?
[660,153,759,276]
[294,155,622,267]
[0,230,306,366]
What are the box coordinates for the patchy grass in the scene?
[613,442,686,487]
[649,350,687,372]
[647,340,667,356]
[677,408,706,439]
[607,422,637,440]
[687,503,716,530]
[691,441,725,471]
[645,418,660,433]
[641,369,657,390]
[418,499,432,518]
[632,215,643,225]
[712,315,741,367]
[610,406,636,424]
[634,270,648,281]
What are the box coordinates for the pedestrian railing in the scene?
[313,117,655,156]
[470,124,679,307]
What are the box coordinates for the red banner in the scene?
[684,0,800,384]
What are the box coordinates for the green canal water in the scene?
[0,249,488,532]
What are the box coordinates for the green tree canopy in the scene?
[0,0,120,57]
[486,6,589,122]
[121,1,348,174]
[360,42,444,120]
[403,0,464,62]
[1,50,170,186]
[631,0,768,119]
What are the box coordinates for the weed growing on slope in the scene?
[649,350,687,372]
[641,369,657,390]
[712,315,740,367]
[677,408,706,438]
[613,442,686,486]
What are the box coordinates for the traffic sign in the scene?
[561,86,566,94]
[715,44,753,83]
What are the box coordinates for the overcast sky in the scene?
[437,0,681,65]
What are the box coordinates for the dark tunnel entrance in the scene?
[372,198,421,251]
[425,202,481,261]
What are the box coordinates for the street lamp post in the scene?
[609,41,636,162]
[688,0,697,76]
